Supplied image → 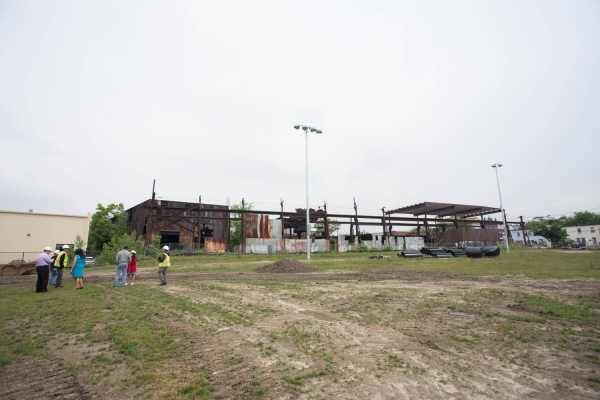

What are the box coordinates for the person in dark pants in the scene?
[54,245,70,288]
[50,250,59,286]
[157,246,170,285]
[35,247,54,293]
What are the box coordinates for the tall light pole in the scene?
[492,164,510,253]
[294,124,322,263]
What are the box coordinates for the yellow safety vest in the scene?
[158,253,170,267]
[54,251,69,268]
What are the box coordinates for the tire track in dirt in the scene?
[0,357,92,400]
[156,319,292,399]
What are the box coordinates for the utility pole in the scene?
[353,197,361,244]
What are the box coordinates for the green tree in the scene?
[526,217,568,243]
[74,234,86,250]
[315,218,341,236]
[96,231,145,265]
[561,211,600,227]
[229,202,254,245]
[88,203,129,251]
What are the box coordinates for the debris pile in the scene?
[255,258,317,273]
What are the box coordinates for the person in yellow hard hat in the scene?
[157,246,170,285]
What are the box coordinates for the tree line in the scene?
[526,211,600,243]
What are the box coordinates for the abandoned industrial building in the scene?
[125,189,528,255]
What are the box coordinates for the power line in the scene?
[521,206,600,220]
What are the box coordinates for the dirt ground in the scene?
[2,266,600,399]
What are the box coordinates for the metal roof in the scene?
[386,202,501,218]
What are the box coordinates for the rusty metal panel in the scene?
[213,224,223,239]
[205,238,226,253]
[244,215,259,238]
[243,214,281,239]
[435,228,500,245]
[0,262,36,276]
[260,215,268,238]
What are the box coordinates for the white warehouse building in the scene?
[564,225,599,247]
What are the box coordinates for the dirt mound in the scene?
[255,258,317,273]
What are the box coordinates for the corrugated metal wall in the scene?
[244,215,282,239]
[244,238,329,254]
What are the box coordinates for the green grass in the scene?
[0,284,199,395]
[2,248,599,396]
[85,248,600,280]
[514,294,600,324]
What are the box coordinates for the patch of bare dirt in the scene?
[255,258,317,273]
[0,356,93,400]
[154,275,600,399]
[2,268,600,399]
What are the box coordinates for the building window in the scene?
[577,228,582,234]
[517,232,521,237]
[592,227,596,233]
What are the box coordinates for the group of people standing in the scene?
[34,244,172,292]
[113,244,170,286]
[113,245,138,287]
[35,245,86,292]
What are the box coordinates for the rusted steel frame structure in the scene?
[139,189,526,253]
[143,208,508,228]
[236,209,515,224]
[385,202,513,244]
[386,202,502,219]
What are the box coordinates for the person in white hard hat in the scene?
[35,247,54,292]
[53,245,70,288]
[50,250,60,287]
[125,250,137,286]
[157,246,170,285]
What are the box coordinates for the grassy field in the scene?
[130,247,600,278]
[1,248,599,399]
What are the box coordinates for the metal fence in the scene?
[0,250,102,265]
[158,243,242,256]
[0,252,39,264]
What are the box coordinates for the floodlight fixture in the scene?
[491,163,510,253]
[292,124,323,263]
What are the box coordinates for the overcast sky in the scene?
[1,0,598,232]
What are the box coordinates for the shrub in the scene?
[356,244,370,252]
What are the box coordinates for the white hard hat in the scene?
[131,250,136,254]
[162,246,169,251]
[44,246,52,251]
[54,250,60,254]
[62,245,70,249]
